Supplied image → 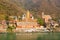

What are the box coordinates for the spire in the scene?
[42,12,44,16]
[26,10,30,19]
[22,14,25,20]
[42,12,44,18]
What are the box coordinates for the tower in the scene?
[42,12,44,18]
[22,13,25,20]
[26,10,30,20]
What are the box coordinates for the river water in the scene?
[0,32,60,40]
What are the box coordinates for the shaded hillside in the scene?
[0,0,60,20]
[0,0,26,16]
[22,0,60,18]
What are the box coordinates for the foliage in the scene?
[0,14,6,20]
[37,18,44,25]
[52,18,59,21]
[7,24,16,32]
[0,0,60,19]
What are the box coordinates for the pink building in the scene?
[42,12,52,23]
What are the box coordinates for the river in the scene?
[0,32,60,40]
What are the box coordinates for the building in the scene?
[42,12,52,23]
[16,10,38,29]
[0,20,7,32]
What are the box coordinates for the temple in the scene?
[17,10,38,28]
[42,12,52,23]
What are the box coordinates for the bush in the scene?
[37,18,44,25]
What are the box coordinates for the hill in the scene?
[0,0,60,20]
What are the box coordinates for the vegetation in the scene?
[7,25,16,32]
[5,15,16,32]
[37,18,44,25]
[0,0,60,19]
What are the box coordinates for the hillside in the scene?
[0,0,60,20]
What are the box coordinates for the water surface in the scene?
[0,32,60,40]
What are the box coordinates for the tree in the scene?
[5,15,16,32]
[7,24,16,32]
[37,18,44,25]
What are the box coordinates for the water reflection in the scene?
[37,33,60,40]
[0,32,60,40]
[6,33,16,40]
[0,33,16,40]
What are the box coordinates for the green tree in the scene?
[5,15,16,32]
[7,24,16,32]
[37,18,44,25]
